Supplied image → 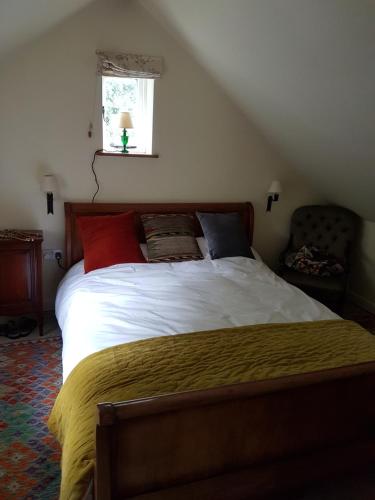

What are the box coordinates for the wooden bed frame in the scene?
[64,202,375,500]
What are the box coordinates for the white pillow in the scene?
[196,237,262,261]
[141,239,262,262]
[196,237,209,259]
[140,243,148,259]
[251,247,263,262]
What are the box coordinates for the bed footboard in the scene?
[95,362,375,499]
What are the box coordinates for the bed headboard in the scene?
[64,202,254,269]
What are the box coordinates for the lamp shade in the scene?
[268,180,282,194]
[119,111,133,129]
[41,174,57,194]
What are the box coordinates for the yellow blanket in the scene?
[48,320,375,499]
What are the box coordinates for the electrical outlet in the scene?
[43,249,62,261]
[43,249,54,260]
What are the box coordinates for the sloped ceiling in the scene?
[141,0,375,221]
[0,0,94,60]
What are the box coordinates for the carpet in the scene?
[0,336,62,499]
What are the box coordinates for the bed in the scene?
[49,202,375,500]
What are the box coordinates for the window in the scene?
[101,76,154,155]
[96,50,161,155]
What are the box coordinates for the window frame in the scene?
[100,76,156,157]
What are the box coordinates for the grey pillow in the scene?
[196,212,254,260]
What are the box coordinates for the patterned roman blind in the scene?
[96,50,163,78]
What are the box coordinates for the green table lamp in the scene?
[119,112,134,153]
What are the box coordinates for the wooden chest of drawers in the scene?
[0,230,43,335]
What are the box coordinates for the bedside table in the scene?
[0,230,44,336]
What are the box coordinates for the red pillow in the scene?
[77,211,145,273]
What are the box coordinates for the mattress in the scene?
[56,256,338,381]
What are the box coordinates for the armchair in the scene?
[279,205,359,309]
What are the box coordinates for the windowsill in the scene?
[97,150,159,158]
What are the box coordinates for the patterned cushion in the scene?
[141,213,203,263]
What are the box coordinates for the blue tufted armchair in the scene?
[279,205,359,309]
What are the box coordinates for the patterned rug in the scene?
[0,336,62,499]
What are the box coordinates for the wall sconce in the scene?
[266,180,282,212]
[41,174,57,214]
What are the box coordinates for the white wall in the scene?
[0,0,322,309]
[350,221,375,313]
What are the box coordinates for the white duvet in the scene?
[56,256,338,381]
